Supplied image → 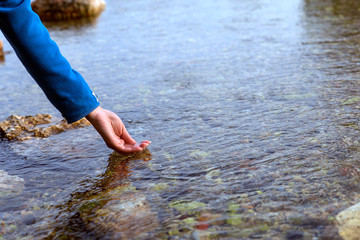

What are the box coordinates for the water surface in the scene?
[1,0,360,238]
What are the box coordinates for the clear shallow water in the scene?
[1,0,360,238]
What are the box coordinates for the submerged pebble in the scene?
[286,230,304,240]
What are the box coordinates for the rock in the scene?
[195,222,209,230]
[0,40,4,61]
[0,40,3,54]
[286,230,304,240]
[31,0,106,21]
[321,225,342,240]
[0,170,25,197]
[23,214,37,226]
[197,212,224,225]
[169,201,206,215]
[191,229,214,240]
[0,114,91,141]
[336,202,360,240]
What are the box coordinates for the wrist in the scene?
[86,106,102,122]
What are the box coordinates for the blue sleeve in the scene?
[0,0,100,123]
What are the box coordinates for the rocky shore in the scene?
[0,114,91,141]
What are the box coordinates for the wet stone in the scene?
[23,214,37,226]
[0,40,4,61]
[31,0,106,21]
[286,230,304,240]
[0,114,91,141]
[321,225,342,240]
[0,40,3,56]
[336,202,360,240]
[191,229,215,240]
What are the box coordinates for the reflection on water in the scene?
[1,0,360,238]
[43,16,100,30]
[45,151,154,239]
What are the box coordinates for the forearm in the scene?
[0,0,99,123]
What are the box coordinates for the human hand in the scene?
[86,106,150,154]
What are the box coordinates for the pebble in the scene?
[286,230,304,240]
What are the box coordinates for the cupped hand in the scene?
[86,106,150,154]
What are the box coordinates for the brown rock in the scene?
[0,114,91,141]
[197,212,225,226]
[0,40,4,61]
[31,0,106,21]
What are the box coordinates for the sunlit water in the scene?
[1,0,360,238]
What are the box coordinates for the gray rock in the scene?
[286,230,303,240]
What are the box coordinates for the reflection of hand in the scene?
[86,106,150,154]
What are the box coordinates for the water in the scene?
[1,0,360,238]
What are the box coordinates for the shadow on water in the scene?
[43,17,100,30]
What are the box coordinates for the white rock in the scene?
[336,202,360,240]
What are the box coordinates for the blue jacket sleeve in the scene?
[0,0,100,123]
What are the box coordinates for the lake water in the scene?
[1,0,360,238]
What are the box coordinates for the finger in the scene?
[121,126,137,145]
[113,144,143,154]
[139,141,151,149]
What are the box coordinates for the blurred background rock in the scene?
[0,39,3,61]
[31,0,106,21]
